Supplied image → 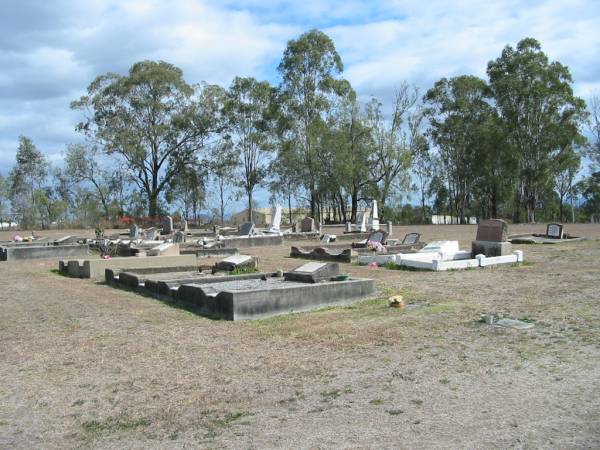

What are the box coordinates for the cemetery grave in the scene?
[290,231,425,263]
[1,236,89,261]
[509,223,587,244]
[106,260,375,320]
[359,220,525,271]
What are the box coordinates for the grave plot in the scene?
[358,219,525,271]
[1,241,89,261]
[289,231,425,263]
[509,223,586,244]
[106,261,375,321]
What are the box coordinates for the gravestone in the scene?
[357,212,367,232]
[181,219,189,233]
[301,217,315,233]
[345,222,352,233]
[402,232,421,245]
[268,205,282,232]
[367,230,388,245]
[473,219,511,256]
[144,227,158,240]
[173,231,186,243]
[163,216,173,234]
[238,222,255,236]
[129,224,139,239]
[386,221,393,236]
[370,200,380,231]
[475,219,508,242]
[546,223,563,239]
[214,254,256,271]
[284,261,340,283]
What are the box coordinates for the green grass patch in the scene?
[81,417,150,435]
[229,266,259,275]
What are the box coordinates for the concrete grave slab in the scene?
[284,262,340,283]
[214,254,256,271]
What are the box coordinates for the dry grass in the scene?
[1,223,600,449]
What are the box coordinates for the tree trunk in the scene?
[247,190,253,223]
[148,193,158,218]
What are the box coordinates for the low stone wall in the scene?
[59,254,198,279]
[220,235,283,248]
[1,243,89,261]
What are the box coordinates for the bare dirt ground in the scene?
[1,224,599,449]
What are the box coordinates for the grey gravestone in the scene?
[301,217,315,233]
[163,216,173,234]
[284,261,340,283]
[173,231,186,243]
[129,224,139,238]
[214,254,256,271]
[386,222,393,236]
[181,219,189,232]
[402,232,420,245]
[238,222,255,236]
[367,230,388,244]
[546,223,563,239]
[345,222,352,233]
[144,227,158,240]
[475,219,508,242]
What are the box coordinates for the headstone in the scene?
[173,231,186,243]
[181,219,189,232]
[129,224,139,238]
[475,219,508,242]
[144,227,158,240]
[494,318,534,330]
[301,217,315,233]
[386,222,393,236]
[163,216,173,234]
[546,223,563,239]
[345,222,352,233]
[214,254,256,271]
[238,222,255,236]
[268,205,282,232]
[357,212,367,232]
[402,233,421,245]
[367,230,388,244]
[284,261,340,283]
[370,200,380,231]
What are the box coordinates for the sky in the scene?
[1,0,599,211]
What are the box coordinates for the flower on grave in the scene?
[368,261,378,268]
[367,240,386,253]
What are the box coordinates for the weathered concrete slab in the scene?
[59,254,197,279]
[2,243,89,261]
[176,277,375,320]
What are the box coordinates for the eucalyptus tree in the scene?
[9,136,48,227]
[64,143,113,219]
[588,94,600,170]
[71,60,224,217]
[366,83,417,220]
[553,146,580,221]
[164,162,206,221]
[424,75,494,223]
[205,138,238,225]
[224,77,276,221]
[487,38,587,222]
[278,29,351,217]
